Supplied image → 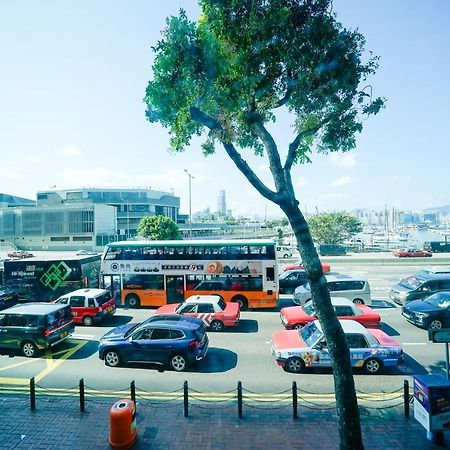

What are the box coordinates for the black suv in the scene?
[0,303,74,357]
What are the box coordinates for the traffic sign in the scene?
[428,329,450,343]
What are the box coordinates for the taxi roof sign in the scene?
[428,328,450,343]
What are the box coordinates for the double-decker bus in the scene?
[3,255,101,302]
[100,239,278,310]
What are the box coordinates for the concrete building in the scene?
[0,187,180,251]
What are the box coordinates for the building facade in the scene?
[0,188,180,251]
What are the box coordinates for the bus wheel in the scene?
[232,296,248,311]
[126,294,140,308]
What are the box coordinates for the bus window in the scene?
[104,247,122,260]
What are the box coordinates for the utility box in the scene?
[414,374,450,432]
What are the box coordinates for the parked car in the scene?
[280,297,381,330]
[55,289,116,326]
[399,267,450,281]
[154,295,240,331]
[318,244,347,256]
[402,291,450,330]
[98,316,209,371]
[279,269,308,295]
[0,303,74,357]
[276,245,293,259]
[0,285,20,310]
[7,250,34,259]
[389,273,450,305]
[393,248,432,258]
[283,259,331,273]
[293,274,371,305]
[271,320,402,374]
[75,249,98,256]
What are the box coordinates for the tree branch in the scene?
[190,107,282,204]
[274,78,296,109]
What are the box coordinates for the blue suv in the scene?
[98,315,208,371]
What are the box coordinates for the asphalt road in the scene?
[1,259,449,396]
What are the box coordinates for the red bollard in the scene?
[109,399,137,449]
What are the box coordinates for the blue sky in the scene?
[1,1,449,218]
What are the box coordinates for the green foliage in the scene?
[137,215,181,240]
[144,0,384,162]
[307,212,362,245]
[277,228,284,240]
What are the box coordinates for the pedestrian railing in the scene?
[0,378,413,419]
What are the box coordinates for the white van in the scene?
[293,274,371,306]
[276,246,293,259]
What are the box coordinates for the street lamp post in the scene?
[184,169,194,238]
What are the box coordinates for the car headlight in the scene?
[415,312,428,318]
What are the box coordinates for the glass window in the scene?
[170,329,184,339]
[346,334,369,349]
[88,298,96,307]
[150,328,171,340]
[335,306,354,316]
[134,328,152,340]
[70,296,86,308]
[197,303,214,313]
[7,315,27,327]
[104,247,122,260]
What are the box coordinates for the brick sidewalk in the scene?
[0,396,447,449]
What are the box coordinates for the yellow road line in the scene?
[0,358,40,372]
[35,340,87,383]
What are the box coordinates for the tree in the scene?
[144,1,384,448]
[308,212,363,245]
[137,215,181,240]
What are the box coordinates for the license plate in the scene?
[61,331,68,338]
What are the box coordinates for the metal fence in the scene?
[0,378,414,419]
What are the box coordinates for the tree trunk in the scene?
[281,201,364,450]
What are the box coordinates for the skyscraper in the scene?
[217,190,226,217]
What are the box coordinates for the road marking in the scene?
[0,358,39,372]
[401,342,427,346]
[35,340,87,383]
[71,334,96,340]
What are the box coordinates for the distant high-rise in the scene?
[217,190,226,216]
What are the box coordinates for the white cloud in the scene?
[57,144,82,159]
[331,176,355,187]
[329,153,356,168]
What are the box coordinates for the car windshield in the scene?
[300,322,322,346]
[175,303,186,313]
[303,302,316,316]
[425,292,450,308]
[124,323,141,338]
[218,298,226,310]
[399,276,425,289]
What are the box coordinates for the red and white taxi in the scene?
[280,297,381,329]
[55,288,116,326]
[272,320,402,374]
[154,295,240,331]
[283,259,331,273]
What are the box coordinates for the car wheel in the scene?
[210,320,224,332]
[363,358,382,374]
[429,319,443,330]
[126,294,140,309]
[83,316,93,326]
[104,350,121,367]
[232,296,248,311]
[353,298,364,305]
[293,323,303,330]
[285,357,305,373]
[170,354,187,372]
[21,341,37,358]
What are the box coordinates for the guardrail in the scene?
[0,378,413,419]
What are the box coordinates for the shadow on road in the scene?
[381,322,401,336]
[224,319,258,333]
[371,299,397,309]
[125,347,237,374]
[428,359,450,378]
